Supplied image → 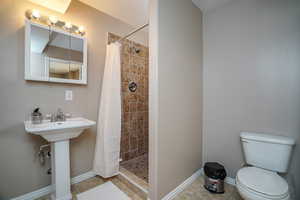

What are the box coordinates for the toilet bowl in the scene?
[237,132,295,200]
[236,167,289,200]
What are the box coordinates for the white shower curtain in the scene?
[93,42,121,178]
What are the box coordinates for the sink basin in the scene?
[24,117,96,200]
[24,117,96,142]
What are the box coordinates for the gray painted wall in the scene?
[203,0,300,199]
[156,0,203,199]
[0,0,147,199]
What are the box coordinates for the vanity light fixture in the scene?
[26,9,86,36]
[31,9,41,19]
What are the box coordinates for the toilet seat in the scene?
[236,167,289,200]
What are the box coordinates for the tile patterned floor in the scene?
[174,176,243,200]
[121,153,148,182]
[35,176,144,200]
[36,174,242,200]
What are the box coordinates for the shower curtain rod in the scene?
[117,23,149,43]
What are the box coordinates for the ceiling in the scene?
[28,0,231,27]
[192,0,234,12]
[79,0,149,27]
[28,0,72,13]
[80,0,233,25]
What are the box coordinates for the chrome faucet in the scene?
[50,108,66,122]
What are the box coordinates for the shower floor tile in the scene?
[121,154,148,182]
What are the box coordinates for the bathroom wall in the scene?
[152,0,203,199]
[203,0,300,198]
[0,0,147,199]
[108,33,149,162]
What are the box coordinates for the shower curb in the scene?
[118,170,148,200]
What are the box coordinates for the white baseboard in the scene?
[11,171,96,200]
[71,171,95,185]
[161,169,203,200]
[11,185,53,200]
[225,176,236,186]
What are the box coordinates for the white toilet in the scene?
[236,132,295,200]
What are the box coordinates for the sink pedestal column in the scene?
[51,140,72,200]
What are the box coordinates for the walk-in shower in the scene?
[108,25,149,185]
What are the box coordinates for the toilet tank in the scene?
[240,132,295,173]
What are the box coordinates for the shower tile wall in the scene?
[108,33,149,162]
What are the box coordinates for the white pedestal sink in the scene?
[24,117,96,200]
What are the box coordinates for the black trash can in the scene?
[204,162,227,193]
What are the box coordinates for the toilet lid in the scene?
[237,167,289,198]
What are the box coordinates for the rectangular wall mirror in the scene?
[25,20,87,84]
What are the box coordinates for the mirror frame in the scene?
[25,19,88,85]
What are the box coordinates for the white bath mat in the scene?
[77,181,131,200]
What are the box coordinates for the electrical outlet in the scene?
[65,90,73,101]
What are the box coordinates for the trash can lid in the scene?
[204,162,227,180]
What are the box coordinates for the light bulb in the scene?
[31,9,40,19]
[79,26,85,32]
[78,26,85,35]
[49,16,58,25]
[64,22,72,29]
